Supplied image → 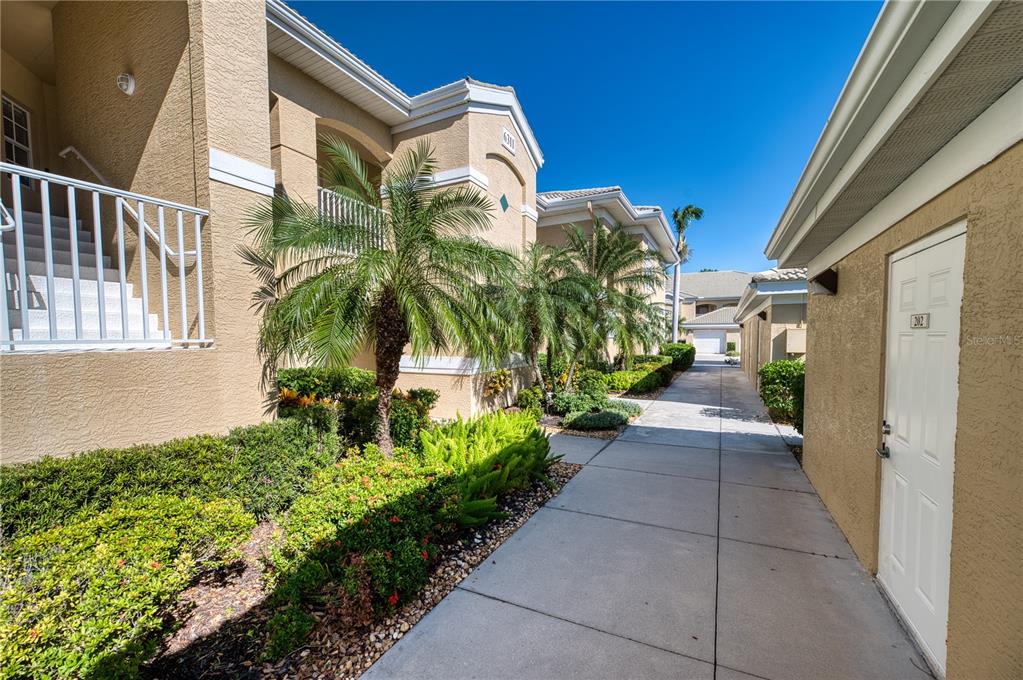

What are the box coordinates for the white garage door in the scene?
[692,330,726,354]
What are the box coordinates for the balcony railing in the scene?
[317,187,386,252]
[0,162,210,352]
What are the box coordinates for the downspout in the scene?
[671,263,681,342]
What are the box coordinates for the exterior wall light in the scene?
[117,73,136,96]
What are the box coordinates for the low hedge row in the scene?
[265,411,553,657]
[659,342,696,371]
[278,367,439,449]
[1,495,254,679]
[0,419,339,541]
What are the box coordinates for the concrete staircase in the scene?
[3,211,164,345]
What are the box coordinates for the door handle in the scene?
[876,444,891,459]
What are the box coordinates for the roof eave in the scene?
[765,0,964,263]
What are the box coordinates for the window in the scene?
[2,96,32,185]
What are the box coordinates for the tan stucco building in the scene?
[674,270,749,353]
[535,186,678,312]
[764,1,1022,677]
[733,268,807,386]
[0,0,676,461]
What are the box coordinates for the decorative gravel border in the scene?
[268,461,582,679]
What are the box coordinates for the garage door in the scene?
[692,330,726,354]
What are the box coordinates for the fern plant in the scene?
[420,411,558,526]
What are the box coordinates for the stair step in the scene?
[2,232,95,250]
[18,212,83,229]
[3,260,122,282]
[9,308,162,338]
[7,274,136,297]
[9,289,149,314]
[6,221,92,241]
[6,246,110,268]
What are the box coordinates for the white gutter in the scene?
[765,0,965,262]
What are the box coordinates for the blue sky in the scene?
[293,1,882,273]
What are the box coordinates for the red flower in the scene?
[149,561,162,570]
[421,550,429,560]
[388,592,399,606]
[384,551,393,561]
[117,559,126,568]
[389,515,401,523]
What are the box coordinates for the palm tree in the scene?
[671,205,703,340]
[244,137,514,455]
[563,219,666,370]
[496,243,588,399]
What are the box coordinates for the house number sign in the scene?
[910,313,930,329]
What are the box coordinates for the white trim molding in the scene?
[427,166,490,192]
[399,354,529,376]
[209,148,275,196]
[520,204,538,221]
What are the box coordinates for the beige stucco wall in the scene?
[0,0,271,463]
[802,141,1023,680]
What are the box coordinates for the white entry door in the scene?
[878,224,965,676]
[692,330,725,354]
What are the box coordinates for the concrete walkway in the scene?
[365,358,933,680]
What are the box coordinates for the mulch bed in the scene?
[144,461,581,680]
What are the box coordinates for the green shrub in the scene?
[606,399,642,418]
[758,359,806,422]
[628,371,664,394]
[791,370,805,434]
[0,419,339,540]
[332,389,439,450]
[277,366,376,400]
[633,354,672,367]
[0,495,254,679]
[574,369,609,399]
[515,386,542,411]
[266,455,455,657]
[726,341,736,353]
[563,409,628,430]
[659,342,696,371]
[550,390,607,416]
[421,411,554,525]
[604,370,645,392]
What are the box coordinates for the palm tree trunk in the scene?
[565,350,581,390]
[374,293,408,457]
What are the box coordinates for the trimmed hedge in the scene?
[564,409,628,430]
[278,368,439,449]
[266,455,455,658]
[0,419,339,541]
[1,495,254,679]
[758,359,805,424]
[659,342,696,371]
[266,411,553,657]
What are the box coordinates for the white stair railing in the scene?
[59,146,196,264]
[317,187,386,252]
[0,162,210,351]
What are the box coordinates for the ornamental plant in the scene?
[246,138,514,456]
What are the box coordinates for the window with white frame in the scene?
[3,96,32,184]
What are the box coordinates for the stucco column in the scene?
[671,263,681,342]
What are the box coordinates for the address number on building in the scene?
[910,313,930,329]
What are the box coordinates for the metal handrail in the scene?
[0,199,13,231]
[53,149,202,261]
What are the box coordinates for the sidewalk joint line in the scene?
[713,364,723,679]
[543,506,718,540]
[455,586,716,669]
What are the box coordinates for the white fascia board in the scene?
[536,190,678,263]
[735,294,772,324]
[806,77,1023,276]
[520,204,538,221]
[766,0,979,261]
[396,81,544,170]
[684,323,739,331]
[209,148,276,196]
[427,166,490,191]
[265,0,411,123]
